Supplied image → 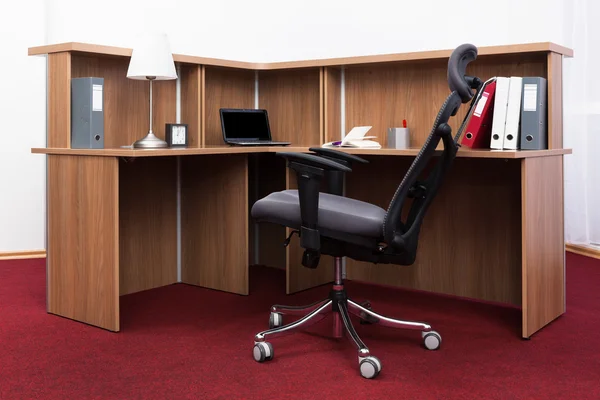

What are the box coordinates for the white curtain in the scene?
[562,0,600,246]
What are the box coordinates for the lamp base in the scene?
[132,132,168,149]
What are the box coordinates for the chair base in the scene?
[252,258,442,379]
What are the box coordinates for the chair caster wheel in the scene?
[422,330,442,350]
[359,356,382,379]
[269,312,283,329]
[253,342,274,362]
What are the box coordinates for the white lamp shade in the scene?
[126,33,177,80]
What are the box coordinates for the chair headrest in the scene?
[447,43,478,103]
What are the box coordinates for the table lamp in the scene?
[126,33,178,148]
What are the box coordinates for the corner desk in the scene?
[30,41,573,339]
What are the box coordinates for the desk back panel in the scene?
[71,55,176,148]
[344,54,547,148]
[259,68,323,145]
[203,67,255,146]
[324,67,342,143]
[345,157,522,306]
[180,65,202,147]
[119,157,178,296]
[47,53,71,148]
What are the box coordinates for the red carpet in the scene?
[1,253,599,399]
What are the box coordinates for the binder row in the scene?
[461,76,548,150]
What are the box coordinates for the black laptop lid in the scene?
[220,109,272,142]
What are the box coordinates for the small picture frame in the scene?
[165,123,188,147]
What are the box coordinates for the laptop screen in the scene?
[221,109,271,141]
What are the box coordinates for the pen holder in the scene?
[387,127,410,149]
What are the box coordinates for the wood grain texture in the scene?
[181,155,249,294]
[324,67,342,143]
[32,146,572,158]
[259,69,322,145]
[180,65,202,147]
[47,53,71,147]
[547,52,563,149]
[521,155,565,338]
[286,169,334,294]
[319,68,324,144]
[345,54,547,147]
[71,55,176,147]
[201,66,206,145]
[249,153,287,269]
[47,155,119,331]
[345,157,522,305]
[119,157,177,295]
[29,41,574,68]
[204,67,255,145]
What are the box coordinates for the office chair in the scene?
[251,43,482,379]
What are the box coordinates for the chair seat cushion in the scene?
[251,190,385,238]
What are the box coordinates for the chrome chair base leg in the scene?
[253,293,441,379]
[252,257,441,378]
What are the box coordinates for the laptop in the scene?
[220,108,291,146]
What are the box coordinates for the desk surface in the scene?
[32,146,572,159]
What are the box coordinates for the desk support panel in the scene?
[521,155,565,338]
[119,157,178,295]
[47,155,119,332]
[181,155,249,295]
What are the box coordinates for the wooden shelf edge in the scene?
[28,42,256,70]
[31,146,572,159]
[28,41,574,70]
[566,243,600,260]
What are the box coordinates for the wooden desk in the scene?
[30,41,572,339]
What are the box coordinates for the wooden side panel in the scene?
[346,157,523,305]
[47,155,119,331]
[180,65,202,147]
[71,55,176,147]
[204,67,255,145]
[521,156,565,338]
[547,52,563,149]
[286,170,334,294]
[259,68,322,145]
[181,155,249,294]
[119,158,177,295]
[324,67,342,143]
[48,53,71,148]
[345,54,547,147]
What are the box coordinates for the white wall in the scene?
[0,0,46,252]
[46,0,569,62]
[1,0,590,252]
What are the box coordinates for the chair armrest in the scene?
[307,148,367,196]
[308,147,369,165]
[276,152,351,268]
[277,152,352,172]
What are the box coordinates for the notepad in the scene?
[322,126,381,148]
